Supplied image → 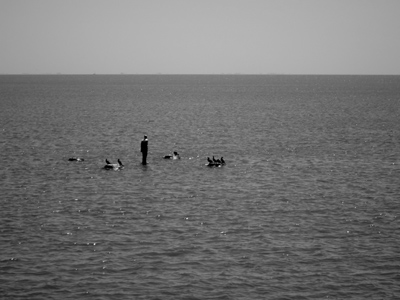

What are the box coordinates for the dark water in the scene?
[1,75,399,299]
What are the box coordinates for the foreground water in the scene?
[0,75,399,299]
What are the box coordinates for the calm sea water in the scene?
[0,75,399,299]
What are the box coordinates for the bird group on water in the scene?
[68,134,224,170]
[103,159,124,170]
[207,156,225,167]
[68,153,225,170]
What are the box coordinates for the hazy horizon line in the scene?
[1,73,399,76]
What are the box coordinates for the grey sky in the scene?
[1,0,399,74]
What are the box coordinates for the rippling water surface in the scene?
[1,75,399,299]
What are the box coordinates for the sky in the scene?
[1,0,400,75]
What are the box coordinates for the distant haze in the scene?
[1,0,400,75]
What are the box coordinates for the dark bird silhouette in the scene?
[164,151,180,159]
[106,159,111,164]
[117,159,123,167]
[68,157,84,161]
[207,157,213,164]
[221,157,225,164]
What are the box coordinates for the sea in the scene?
[0,74,399,299]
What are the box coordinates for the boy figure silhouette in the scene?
[141,135,148,165]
